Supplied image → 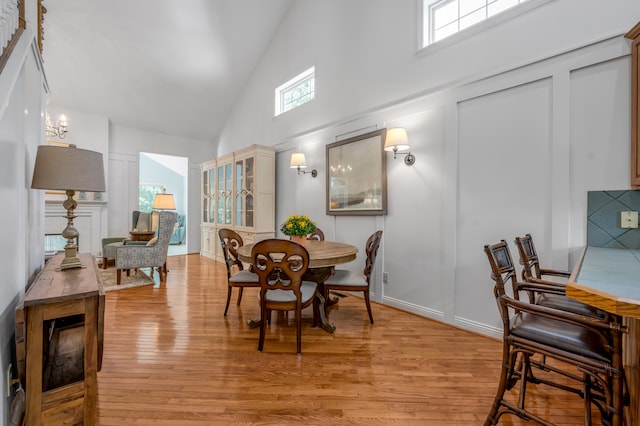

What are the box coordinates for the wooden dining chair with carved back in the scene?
[483,240,625,426]
[251,239,319,354]
[323,230,383,324]
[218,228,259,316]
[307,228,325,241]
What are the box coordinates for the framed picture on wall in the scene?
[326,128,387,215]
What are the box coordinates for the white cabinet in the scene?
[200,145,275,261]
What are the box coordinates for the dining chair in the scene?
[307,228,324,241]
[218,228,260,316]
[323,230,383,324]
[251,239,318,354]
[514,233,610,319]
[483,240,625,426]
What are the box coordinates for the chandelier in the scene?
[46,114,68,139]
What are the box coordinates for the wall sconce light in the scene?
[384,127,415,166]
[31,144,106,270]
[46,113,68,139]
[290,152,317,177]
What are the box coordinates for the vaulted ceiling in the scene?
[42,0,293,142]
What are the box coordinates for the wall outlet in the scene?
[620,211,639,229]
[383,272,388,284]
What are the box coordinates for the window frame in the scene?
[417,0,553,55]
[274,66,316,116]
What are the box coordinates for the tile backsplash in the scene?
[588,190,640,248]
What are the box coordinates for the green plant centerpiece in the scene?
[280,215,317,238]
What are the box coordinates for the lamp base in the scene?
[55,190,86,271]
[56,244,86,271]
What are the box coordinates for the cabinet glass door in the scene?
[245,157,254,227]
[235,159,244,226]
[217,165,225,225]
[208,169,215,223]
[224,163,232,224]
[202,169,208,223]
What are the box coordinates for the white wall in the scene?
[217,0,640,338]
[107,124,214,254]
[0,23,48,425]
[39,110,216,255]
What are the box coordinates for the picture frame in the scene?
[326,128,387,215]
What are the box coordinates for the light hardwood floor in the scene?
[97,254,597,425]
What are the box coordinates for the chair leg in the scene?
[312,290,320,328]
[484,342,513,426]
[296,304,302,354]
[224,286,233,316]
[258,304,267,352]
[237,287,244,306]
[102,257,108,269]
[116,269,122,285]
[583,373,593,426]
[363,290,374,324]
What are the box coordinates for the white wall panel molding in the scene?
[383,296,445,323]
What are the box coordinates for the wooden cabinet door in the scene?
[627,22,640,188]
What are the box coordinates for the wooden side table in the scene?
[129,230,155,241]
[19,253,102,425]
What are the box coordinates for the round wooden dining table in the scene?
[237,239,358,333]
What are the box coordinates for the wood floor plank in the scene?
[96,254,596,425]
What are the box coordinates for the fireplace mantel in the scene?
[45,200,107,256]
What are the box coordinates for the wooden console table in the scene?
[567,246,640,425]
[17,253,104,425]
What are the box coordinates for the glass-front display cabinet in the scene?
[200,145,275,261]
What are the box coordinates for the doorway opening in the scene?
[139,152,188,256]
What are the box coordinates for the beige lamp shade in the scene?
[153,188,176,210]
[290,152,307,169]
[31,144,106,271]
[31,145,106,192]
[384,128,410,152]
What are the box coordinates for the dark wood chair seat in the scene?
[511,312,611,363]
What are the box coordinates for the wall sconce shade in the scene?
[290,152,317,177]
[290,153,307,169]
[384,127,415,166]
[31,144,106,270]
[153,188,176,210]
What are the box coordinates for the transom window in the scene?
[275,66,315,116]
[422,0,531,47]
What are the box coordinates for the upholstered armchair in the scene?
[101,210,160,268]
[115,211,177,285]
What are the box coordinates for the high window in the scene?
[422,0,538,47]
[275,66,315,116]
